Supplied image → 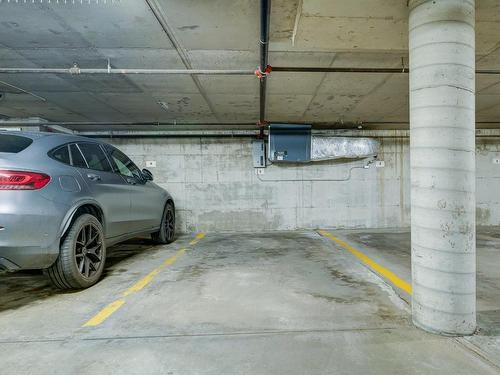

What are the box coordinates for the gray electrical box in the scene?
[252,139,266,168]
[268,124,311,163]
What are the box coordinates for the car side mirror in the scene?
[142,168,154,181]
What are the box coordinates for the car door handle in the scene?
[87,173,101,181]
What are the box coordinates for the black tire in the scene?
[46,214,106,290]
[152,202,175,244]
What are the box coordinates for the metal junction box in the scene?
[268,124,311,163]
[252,139,266,168]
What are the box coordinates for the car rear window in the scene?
[70,144,88,168]
[0,134,33,153]
[51,145,71,165]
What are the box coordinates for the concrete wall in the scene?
[105,133,500,232]
[477,138,500,226]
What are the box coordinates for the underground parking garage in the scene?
[1,0,500,373]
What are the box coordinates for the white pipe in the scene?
[77,130,260,137]
[409,0,476,335]
[0,67,255,75]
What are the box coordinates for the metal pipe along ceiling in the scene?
[260,0,271,71]
[259,0,271,125]
[0,67,499,75]
[272,67,500,75]
[0,67,255,75]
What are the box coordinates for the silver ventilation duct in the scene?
[268,124,379,163]
[311,136,379,161]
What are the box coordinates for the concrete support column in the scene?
[409,0,476,335]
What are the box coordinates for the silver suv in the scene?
[0,131,175,289]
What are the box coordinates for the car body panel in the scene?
[127,180,168,233]
[0,131,173,271]
[74,165,132,238]
[0,190,70,269]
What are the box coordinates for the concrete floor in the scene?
[0,231,498,374]
[334,227,500,369]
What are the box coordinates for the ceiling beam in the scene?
[143,0,222,122]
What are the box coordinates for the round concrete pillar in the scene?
[409,0,476,335]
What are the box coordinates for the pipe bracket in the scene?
[69,63,81,75]
[255,65,272,79]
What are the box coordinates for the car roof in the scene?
[0,130,53,140]
[0,130,99,142]
[0,130,105,151]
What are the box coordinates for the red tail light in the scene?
[0,170,51,190]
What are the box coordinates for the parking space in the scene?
[327,227,500,368]
[0,235,192,339]
[1,231,498,374]
[1,1,500,373]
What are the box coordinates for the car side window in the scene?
[70,144,88,168]
[51,145,71,165]
[104,145,143,181]
[78,143,113,172]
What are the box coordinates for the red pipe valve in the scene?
[255,65,272,78]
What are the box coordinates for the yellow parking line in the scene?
[122,248,186,297]
[82,233,206,327]
[83,299,125,327]
[189,232,206,246]
[318,230,412,295]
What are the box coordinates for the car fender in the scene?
[162,191,174,214]
[59,198,106,239]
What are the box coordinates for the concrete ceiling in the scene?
[0,0,499,130]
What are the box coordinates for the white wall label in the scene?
[145,160,157,168]
[255,168,265,175]
[375,160,385,168]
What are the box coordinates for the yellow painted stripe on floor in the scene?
[82,233,206,327]
[122,267,162,297]
[122,248,187,297]
[83,299,125,327]
[319,230,412,295]
[189,233,206,246]
[161,248,186,267]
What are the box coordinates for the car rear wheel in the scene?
[46,214,106,289]
[152,202,175,244]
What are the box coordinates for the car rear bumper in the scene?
[0,246,50,271]
[0,192,69,270]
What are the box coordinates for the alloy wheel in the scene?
[165,209,175,241]
[75,223,103,278]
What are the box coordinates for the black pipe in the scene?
[476,70,500,75]
[273,67,407,74]
[259,0,271,125]
[260,0,271,71]
[259,79,267,123]
[272,66,500,75]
